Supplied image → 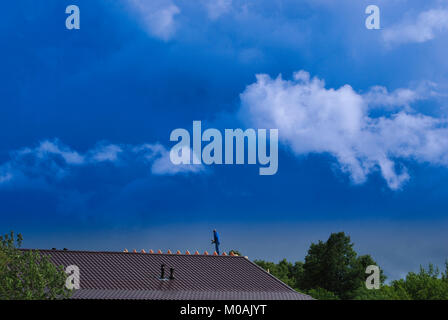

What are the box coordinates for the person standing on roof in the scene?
[211,229,220,255]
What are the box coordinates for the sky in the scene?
[1,0,448,280]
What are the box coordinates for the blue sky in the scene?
[1,0,448,280]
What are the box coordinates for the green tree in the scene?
[254,259,304,290]
[301,232,382,299]
[290,261,305,289]
[353,263,448,300]
[307,287,340,300]
[387,264,448,300]
[0,231,72,300]
[351,283,400,300]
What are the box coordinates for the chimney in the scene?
[160,264,166,279]
[169,267,175,280]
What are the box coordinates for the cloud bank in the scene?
[0,140,203,187]
[383,8,448,45]
[240,71,448,189]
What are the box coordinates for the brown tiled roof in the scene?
[31,249,312,300]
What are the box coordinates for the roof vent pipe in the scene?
[169,268,175,280]
[160,264,165,279]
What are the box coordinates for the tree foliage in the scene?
[301,232,383,299]
[387,264,448,300]
[256,232,448,300]
[255,232,448,300]
[307,287,340,300]
[0,231,72,300]
[254,259,304,289]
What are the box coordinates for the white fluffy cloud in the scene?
[240,71,448,189]
[89,144,123,162]
[133,143,205,175]
[30,140,85,165]
[127,0,180,41]
[363,86,420,110]
[383,9,448,45]
[0,140,203,186]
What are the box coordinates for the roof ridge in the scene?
[19,248,245,257]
